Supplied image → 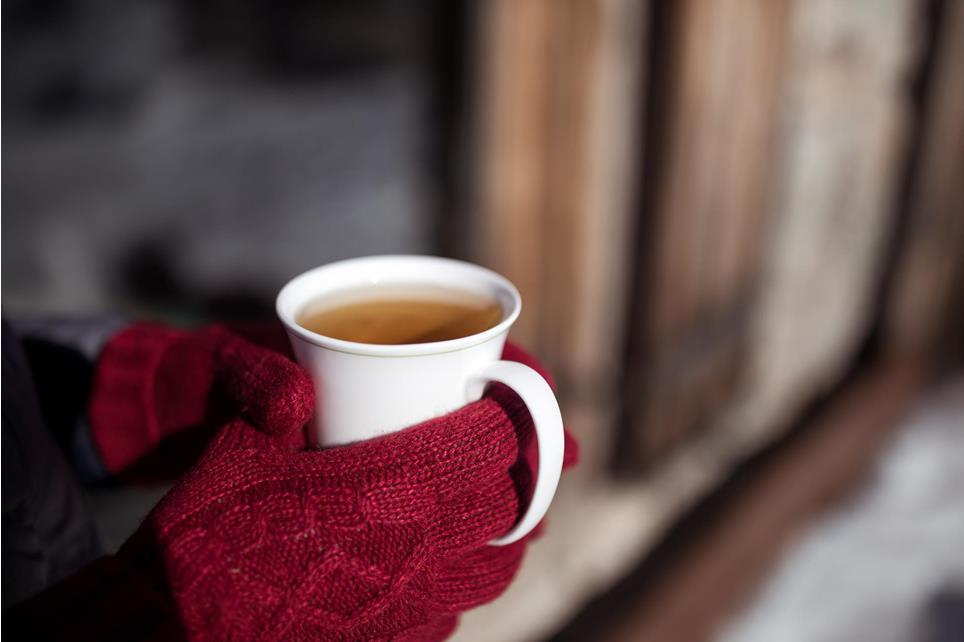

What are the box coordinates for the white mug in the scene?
[275,255,565,545]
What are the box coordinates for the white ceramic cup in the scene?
[276,255,564,545]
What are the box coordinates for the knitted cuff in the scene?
[87,323,185,475]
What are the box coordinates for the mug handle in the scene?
[466,360,565,546]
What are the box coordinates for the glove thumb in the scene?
[214,331,314,438]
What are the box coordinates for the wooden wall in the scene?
[462,0,960,475]
[452,1,964,639]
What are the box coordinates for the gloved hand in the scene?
[88,322,312,477]
[16,340,577,641]
[124,343,576,641]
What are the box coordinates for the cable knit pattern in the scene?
[82,324,577,641]
[122,355,575,641]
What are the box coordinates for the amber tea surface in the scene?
[297,289,504,345]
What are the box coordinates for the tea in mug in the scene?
[297,287,503,345]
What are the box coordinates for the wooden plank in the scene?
[542,0,645,400]
[623,0,791,466]
[705,0,922,448]
[470,0,646,472]
[472,0,555,346]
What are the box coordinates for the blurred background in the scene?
[3,0,963,640]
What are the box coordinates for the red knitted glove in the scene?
[118,343,577,641]
[88,322,312,476]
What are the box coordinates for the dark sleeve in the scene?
[2,321,103,607]
[3,320,183,639]
[5,555,185,642]
[8,317,129,361]
[8,316,129,482]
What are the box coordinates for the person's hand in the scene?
[118,343,577,641]
[88,322,312,478]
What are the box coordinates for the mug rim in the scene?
[276,255,522,356]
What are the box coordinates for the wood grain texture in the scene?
[470,0,645,473]
[733,0,922,445]
[623,0,791,466]
[473,0,554,346]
